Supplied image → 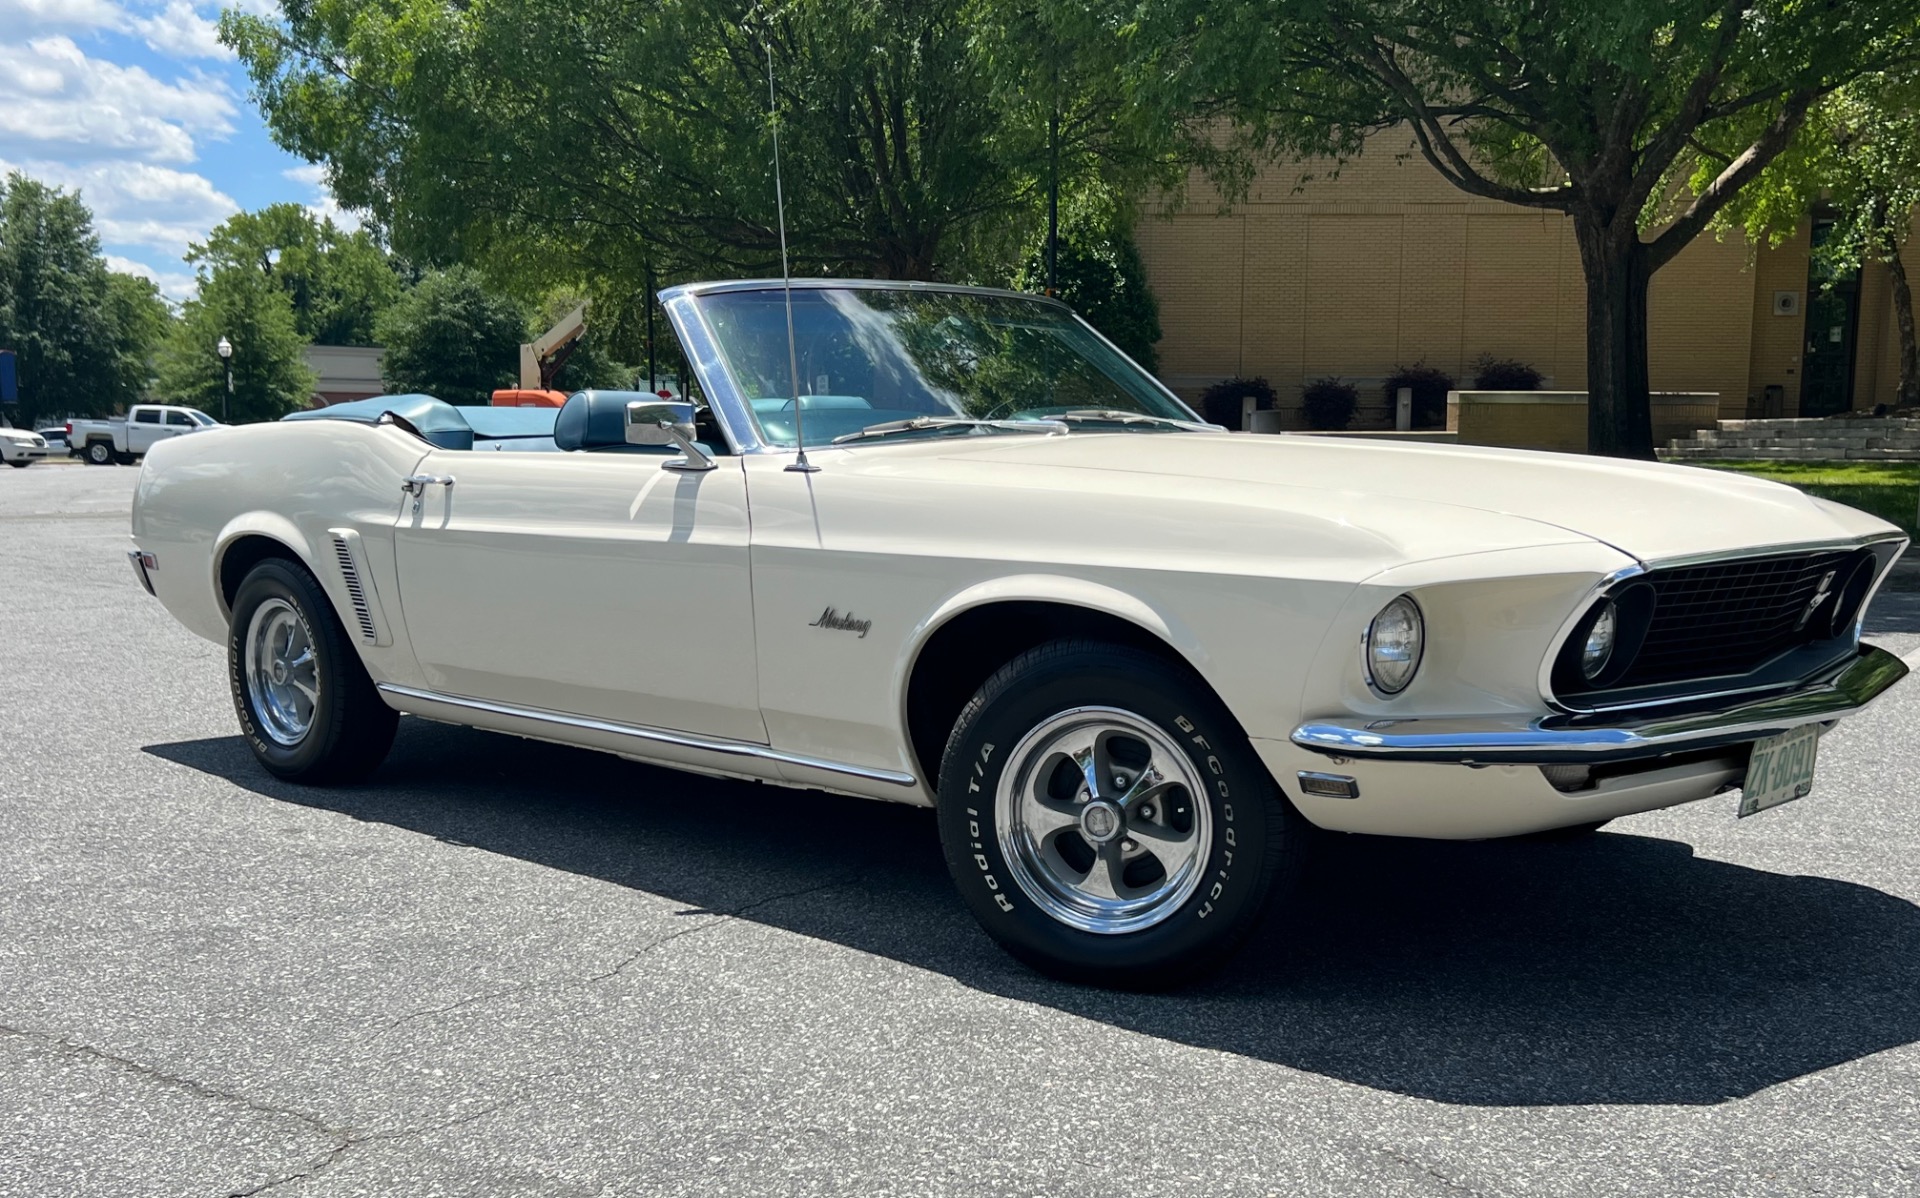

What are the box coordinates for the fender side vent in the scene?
[326,528,390,647]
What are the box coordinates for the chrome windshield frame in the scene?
[657,279,1205,455]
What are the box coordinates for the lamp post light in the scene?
[216,336,232,422]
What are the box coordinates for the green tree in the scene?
[188,203,402,346]
[1720,70,1920,407]
[222,0,1165,286]
[0,172,169,424]
[103,273,172,407]
[1015,208,1163,371]
[157,268,316,422]
[376,267,527,404]
[1130,0,1920,457]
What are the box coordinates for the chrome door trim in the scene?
[376,683,919,788]
[660,291,762,455]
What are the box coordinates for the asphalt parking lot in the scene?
[4,464,1919,1198]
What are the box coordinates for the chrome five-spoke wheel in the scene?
[996,706,1212,935]
[244,597,319,746]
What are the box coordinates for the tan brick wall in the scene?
[1854,214,1919,408]
[1746,222,1812,415]
[1140,137,1770,426]
[1447,393,1722,453]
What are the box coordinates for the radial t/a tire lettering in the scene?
[227,558,398,784]
[935,638,1306,988]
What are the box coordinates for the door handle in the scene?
[401,473,456,495]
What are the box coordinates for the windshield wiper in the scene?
[831,416,1064,444]
[1053,409,1212,431]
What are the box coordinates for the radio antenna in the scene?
[766,43,817,473]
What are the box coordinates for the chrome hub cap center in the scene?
[1079,800,1122,843]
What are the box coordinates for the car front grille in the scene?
[1615,549,1858,687]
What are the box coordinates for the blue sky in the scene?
[0,0,346,300]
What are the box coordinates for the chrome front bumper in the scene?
[1292,644,1908,765]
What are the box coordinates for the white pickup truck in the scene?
[69,405,222,465]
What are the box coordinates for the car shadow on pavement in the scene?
[147,719,1920,1109]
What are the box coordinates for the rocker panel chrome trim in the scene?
[376,683,919,787]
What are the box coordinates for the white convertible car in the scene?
[130,280,1908,985]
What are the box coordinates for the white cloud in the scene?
[105,254,198,302]
[129,2,230,60]
[0,1,234,59]
[3,156,238,263]
[283,162,363,233]
[0,36,234,163]
[0,0,124,36]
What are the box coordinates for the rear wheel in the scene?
[228,558,397,783]
[85,441,114,465]
[936,639,1305,988]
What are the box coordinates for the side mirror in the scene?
[625,401,716,472]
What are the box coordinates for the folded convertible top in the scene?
[284,394,559,451]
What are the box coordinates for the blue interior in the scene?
[285,394,563,452]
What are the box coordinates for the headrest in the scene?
[553,389,640,452]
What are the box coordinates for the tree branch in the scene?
[1647,91,1815,271]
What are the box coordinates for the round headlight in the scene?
[1580,600,1617,680]
[1365,595,1424,696]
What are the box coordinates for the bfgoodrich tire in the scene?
[936,639,1306,988]
[228,558,398,784]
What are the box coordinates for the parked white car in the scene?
[70,404,221,466]
[128,280,1909,985]
[0,427,52,467]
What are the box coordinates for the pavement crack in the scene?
[227,1099,521,1197]
[375,875,861,1037]
[0,1022,344,1144]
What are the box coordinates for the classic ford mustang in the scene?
[129,279,1909,985]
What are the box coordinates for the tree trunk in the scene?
[1573,215,1656,459]
[1887,241,1919,408]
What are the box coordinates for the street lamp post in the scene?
[216,336,232,422]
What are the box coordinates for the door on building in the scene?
[1801,217,1861,416]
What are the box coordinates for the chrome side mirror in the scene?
[625,401,716,472]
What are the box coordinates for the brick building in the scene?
[1136,139,1914,428]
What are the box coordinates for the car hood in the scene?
[869,431,1898,565]
[0,429,40,443]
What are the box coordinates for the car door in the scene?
[390,448,765,743]
[127,408,164,453]
[164,409,196,433]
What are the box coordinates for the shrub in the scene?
[1382,362,1455,429]
[1015,219,1163,373]
[1301,377,1359,430]
[1197,376,1277,429]
[1472,354,1544,391]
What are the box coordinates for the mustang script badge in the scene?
[809,607,872,639]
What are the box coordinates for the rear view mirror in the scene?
[625,401,716,471]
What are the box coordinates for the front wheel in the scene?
[936,639,1305,988]
[228,558,398,784]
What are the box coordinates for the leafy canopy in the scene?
[0,172,172,424]
[375,266,527,404]
[221,0,1171,286]
[189,203,404,346]
[156,266,316,422]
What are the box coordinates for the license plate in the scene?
[1739,724,1820,818]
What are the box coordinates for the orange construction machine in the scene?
[490,303,588,407]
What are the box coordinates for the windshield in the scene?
[188,410,218,426]
[694,287,1199,447]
